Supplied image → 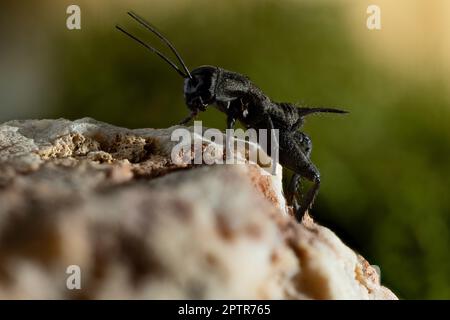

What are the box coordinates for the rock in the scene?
[0,118,397,299]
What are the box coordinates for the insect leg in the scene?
[224,115,236,162]
[292,159,320,221]
[265,114,279,149]
[279,131,320,222]
[286,131,313,203]
[178,110,198,125]
[264,114,280,175]
[299,172,320,220]
[227,115,236,129]
[286,173,301,206]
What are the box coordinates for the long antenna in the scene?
[127,11,193,79]
[115,25,188,78]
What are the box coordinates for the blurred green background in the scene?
[1,0,449,299]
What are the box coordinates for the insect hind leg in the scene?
[279,131,320,222]
[293,163,321,222]
[286,173,301,206]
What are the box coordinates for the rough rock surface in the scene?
[0,118,397,299]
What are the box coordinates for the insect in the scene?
[117,12,348,222]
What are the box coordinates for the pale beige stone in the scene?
[0,118,397,300]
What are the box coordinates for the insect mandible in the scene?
[117,12,348,222]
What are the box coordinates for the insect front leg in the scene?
[227,114,236,129]
[224,114,237,162]
[178,110,199,125]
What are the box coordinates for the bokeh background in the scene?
[1,0,449,299]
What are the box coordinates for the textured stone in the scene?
[0,118,397,299]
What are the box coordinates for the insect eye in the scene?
[190,77,199,87]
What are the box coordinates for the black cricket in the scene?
[117,12,347,222]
